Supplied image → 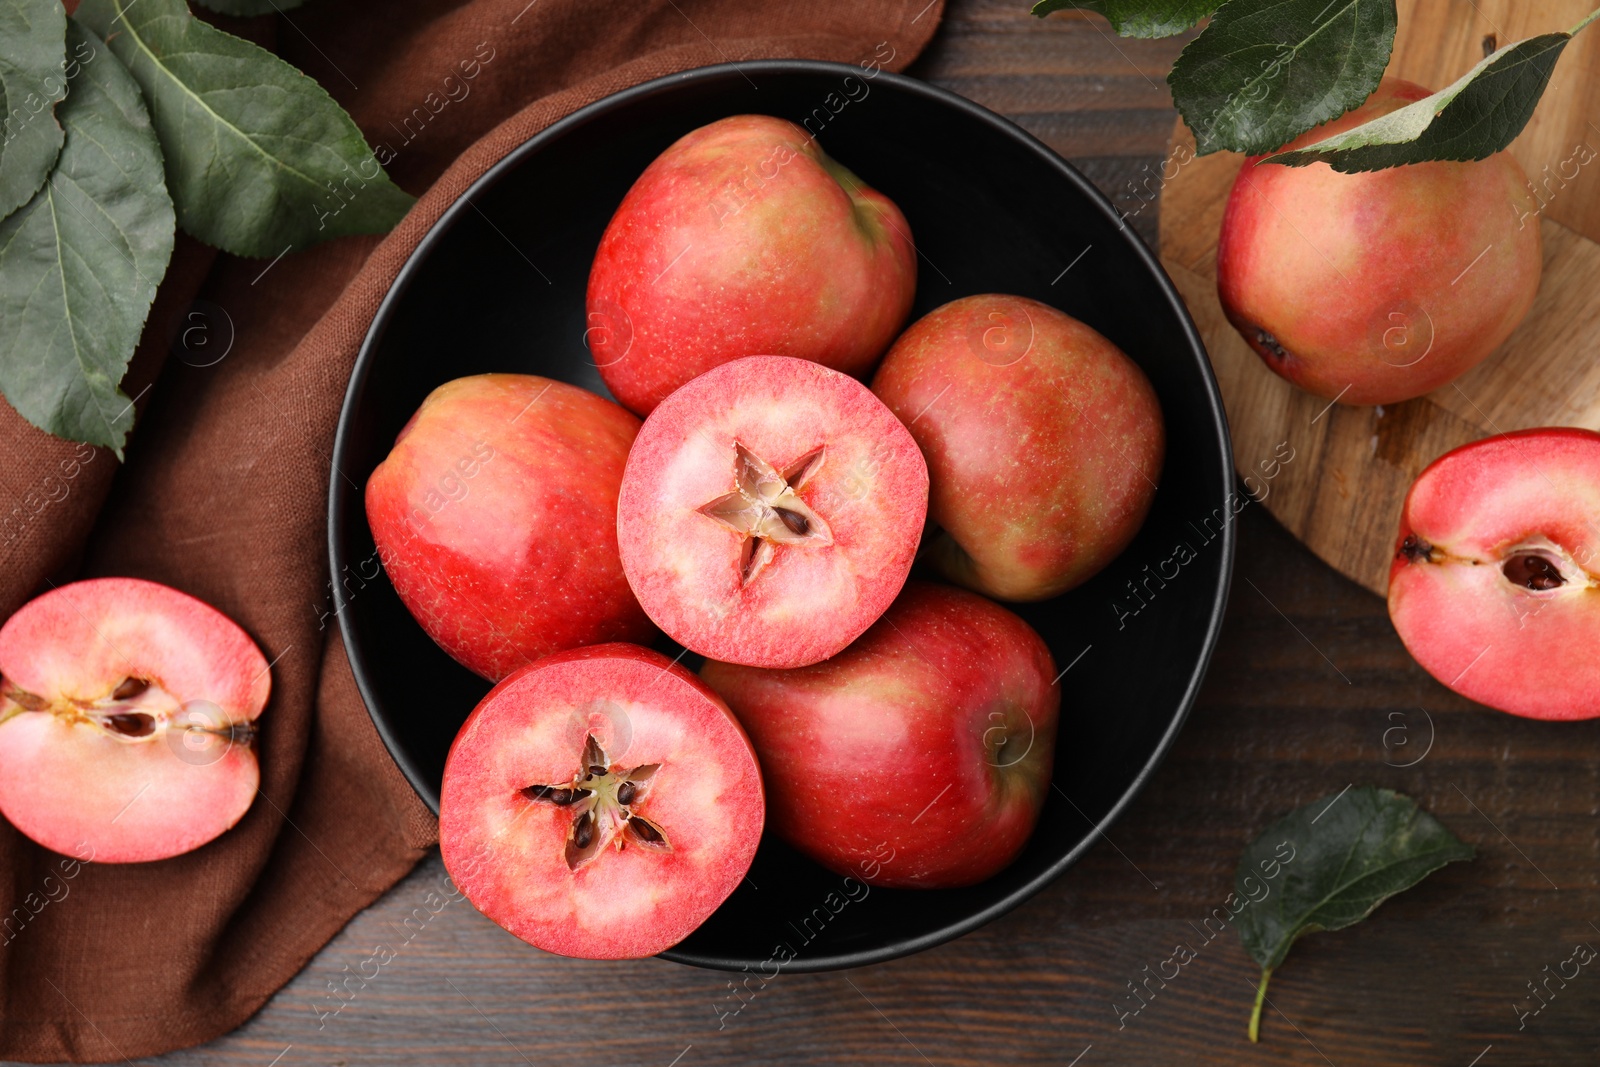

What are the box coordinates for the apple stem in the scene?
[1249,968,1272,1043]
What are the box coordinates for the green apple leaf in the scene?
[1169,0,1398,156]
[1235,787,1473,1042]
[0,20,175,456]
[190,0,309,15]
[0,0,68,220]
[1030,0,1219,38]
[77,0,412,257]
[1264,10,1600,170]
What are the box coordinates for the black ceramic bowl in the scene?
[330,60,1233,971]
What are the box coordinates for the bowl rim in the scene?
[330,58,1236,972]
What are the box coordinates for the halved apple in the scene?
[1389,429,1600,720]
[0,578,268,862]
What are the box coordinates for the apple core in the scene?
[520,732,673,871]
[697,444,833,587]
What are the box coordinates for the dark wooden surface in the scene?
[21,2,1600,1064]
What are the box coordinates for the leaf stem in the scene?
[1249,968,1273,1043]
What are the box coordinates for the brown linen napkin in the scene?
[0,1,944,1060]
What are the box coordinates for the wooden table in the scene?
[31,3,1600,1064]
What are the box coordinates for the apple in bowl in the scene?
[872,294,1164,601]
[702,581,1059,888]
[587,114,917,415]
[366,373,656,681]
[440,643,764,958]
[618,355,928,669]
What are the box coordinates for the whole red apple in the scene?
[0,578,268,862]
[618,356,927,669]
[1217,78,1542,405]
[701,581,1059,888]
[440,643,764,959]
[1389,428,1600,720]
[366,374,656,681]
[587,114,917,415]
[871,294,1164,601]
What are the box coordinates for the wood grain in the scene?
[1157,0,1600,596]
[17,4,1600,1065]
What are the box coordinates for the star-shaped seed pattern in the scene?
[521,734,670,871]
[698,443,832,586]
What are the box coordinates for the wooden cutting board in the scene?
[1157,0,1600,597]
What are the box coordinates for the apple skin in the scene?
[0,578,269,863]
[587,114,916,416]
[1217,78,1543,405]
[871,294,1164,601]
[366,374,656,682]
[440,643,764,959]
[701,581,1059,888]
[1388,428,1600,720]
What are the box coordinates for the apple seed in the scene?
[1502,552,1566,591]
[103,712,157,737]
[774,507,810,535]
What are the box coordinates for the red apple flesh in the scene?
[587,114,917,415]
[1217,78,1542,405]
[701,581,1059,888]
[871,294,1164,601]
[1389,428,1600,720]
[0,578,268,862]
[618,355,928,669]
[366,374,656,681]
[440,643,764,959]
